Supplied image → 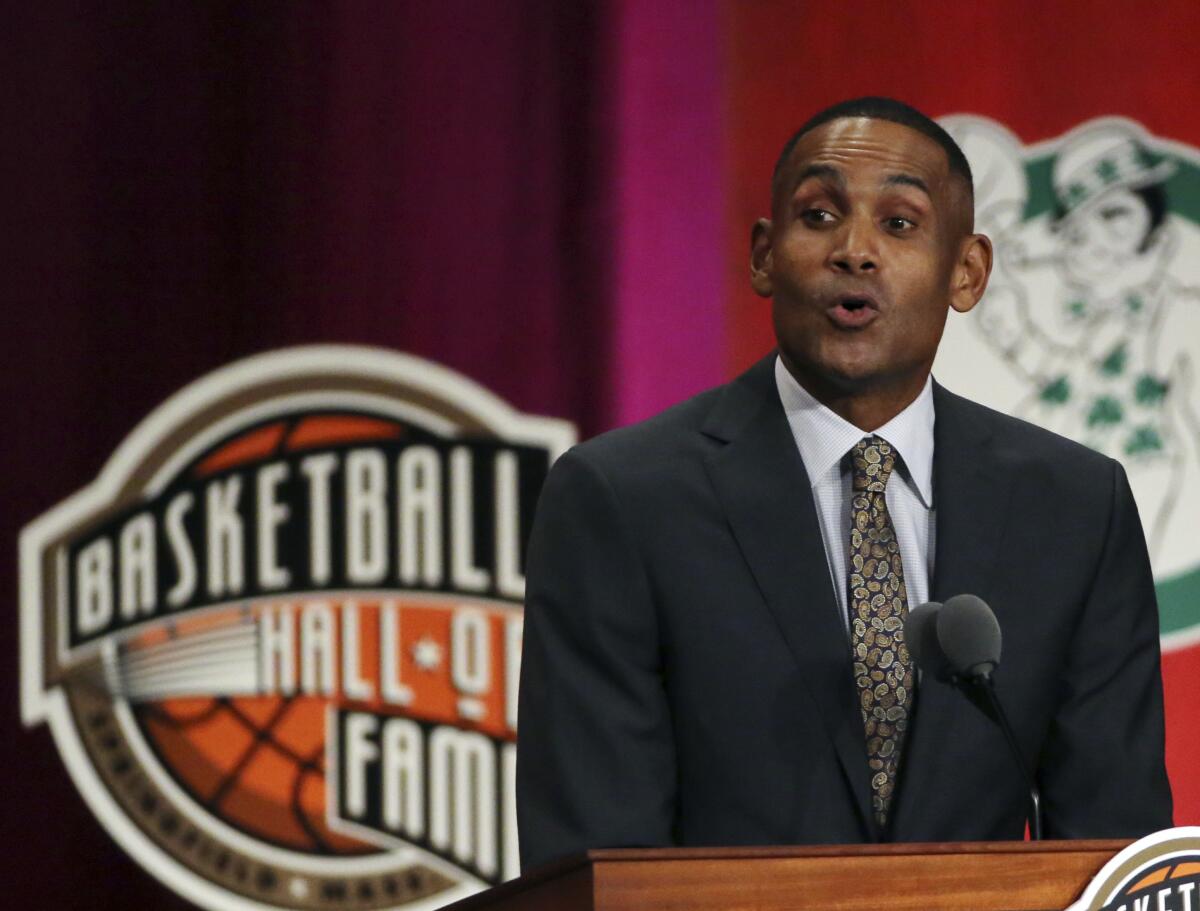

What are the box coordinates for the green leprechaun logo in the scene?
[934,116,1200,651]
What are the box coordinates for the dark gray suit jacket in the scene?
[516,355,1171,870]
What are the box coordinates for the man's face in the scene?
[753,117,978,398]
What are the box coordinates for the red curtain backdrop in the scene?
[3,4,617,906]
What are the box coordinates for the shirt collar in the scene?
[774,355,935,507]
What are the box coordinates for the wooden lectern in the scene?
[443,840,1128,911]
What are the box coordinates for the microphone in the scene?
[904,601,952,682]
[904,595,1042,840]
[937,594,1001,682]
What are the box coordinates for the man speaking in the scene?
[516,97,1172,870]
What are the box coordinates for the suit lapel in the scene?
[892,382,1016,836]
[701,358,877,839]
[927,383,1013,606]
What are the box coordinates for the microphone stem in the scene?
[978,674,1043,841]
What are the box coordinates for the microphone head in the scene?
[903,601,953,681]
[937,594,1002,680]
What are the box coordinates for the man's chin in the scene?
[779,350,887,395]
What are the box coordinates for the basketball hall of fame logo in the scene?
[19,346,576,911]
[1066,827,1200,911]
[934,115,1200,651]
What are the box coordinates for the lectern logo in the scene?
[1066,827,1200,911]
[19,346,575,911]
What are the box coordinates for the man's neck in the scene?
[780,358,931,432]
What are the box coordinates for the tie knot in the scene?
[851,435,897,492]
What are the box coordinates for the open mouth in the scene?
[828,295,880,328]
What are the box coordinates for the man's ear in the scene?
[950,233,993,314]
[750,218,774,298]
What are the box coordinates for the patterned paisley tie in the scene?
[848,435,915,830]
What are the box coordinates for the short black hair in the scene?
[772,96,973,201]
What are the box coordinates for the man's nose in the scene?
[829,218,878,273]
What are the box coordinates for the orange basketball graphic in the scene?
[141,693,367,854]
[123,414,402,858]
[118,413,517,860]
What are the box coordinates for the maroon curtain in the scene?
[2,3,613,906]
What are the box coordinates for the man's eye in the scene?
[884,216,916,231]
[801,208,835,225]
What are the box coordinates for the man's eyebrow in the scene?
[883,173,932,199]
[793,163,845,190]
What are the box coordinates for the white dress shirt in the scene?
[774,356,936,633]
